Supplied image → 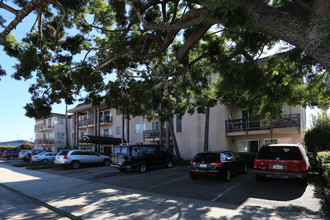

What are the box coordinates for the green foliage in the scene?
[317,152,330,186]
[0,0,329,121]
[305,113,330,152]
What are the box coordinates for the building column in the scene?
[94,107,98,152]
[126,118,130,144]
[121,114,125,143]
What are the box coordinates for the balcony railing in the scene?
[79,116,113,127]
[143,129,168,142]
[34,124,54,131]
[225,114,300,134]
[35,138,55,145]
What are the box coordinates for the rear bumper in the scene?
[254,170,307,179]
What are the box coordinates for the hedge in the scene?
[317,151,330,186]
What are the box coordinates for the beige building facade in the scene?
[34,113,70,152]
[47,102,305,160]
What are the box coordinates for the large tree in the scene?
[0,0,329,119]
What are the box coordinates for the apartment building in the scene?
[34,113,70,152]
[63,102,305,160]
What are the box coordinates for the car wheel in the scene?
[190,174,199,180]
[103,159,110,166]
[119,168,127,172]
[117,156,125,166]
[42,159,49,163]
[242,164,248,174]
[166,160,173,168]
[8,156,14,160]
[138,163,147,173]
[71,161,80,169]
[224,169,231,182]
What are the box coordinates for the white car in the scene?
[54,150,111,169]
[32,152,57,163]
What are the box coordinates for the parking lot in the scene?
[0,158,327,217]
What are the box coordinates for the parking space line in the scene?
[210,178,248,202]
[145,176,188,191]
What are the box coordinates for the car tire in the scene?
[103,159,110,166]
[71,160,80,169]
[42,159,49,163]
[224,169,231,182]
[138,163,147,173]
[117,156,125,166]
[119,168,127,172]
[242,164,248,174]
[8,156,14,160]
[166,160,173,168]
[190,174,199,180]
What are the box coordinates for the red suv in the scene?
[254,144,309,182]
[3,150,20,160]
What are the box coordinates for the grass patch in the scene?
[25,162,60,170]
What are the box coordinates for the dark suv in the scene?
[111,144,174,173]
[254,144,309,182]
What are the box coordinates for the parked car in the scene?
[3,150,20,160]
[32,152,57,163]
[111,144,175,173]
[254,144,309,182]
[54,150,111,169]
[189,151,247,182]
[19,150,32,161]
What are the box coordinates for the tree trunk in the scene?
[167,121,181,159]
[203,107,210,152]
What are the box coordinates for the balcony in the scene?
[79,116,113,127]
[225,114,301,136]
[34,124,54,132]
[143,129,168,142]
[35,138,54,145]
[100,116,113,125]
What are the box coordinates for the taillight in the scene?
[301,162,307,171]
[35,156,38,158]
[210,161,224,166]
[254,161,258,169]
[190,161,196,165]
[64,155,67,160]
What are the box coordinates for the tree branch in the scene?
[0,0,46,41]
[0,2,18,15]
[50,0,67,49]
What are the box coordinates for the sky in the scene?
[0,3,325,143]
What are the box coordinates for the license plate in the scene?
[273,165,283,170]
[199,164,207,168]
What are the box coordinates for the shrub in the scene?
[26,162,59,170]
[317,152,330,186]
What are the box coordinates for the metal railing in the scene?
[143,129,168,142]
[79,116,113,127]
[225,114,300,133]
[34,124,54,131]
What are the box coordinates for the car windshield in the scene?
[193,153,220,163]
[257,146,302,160]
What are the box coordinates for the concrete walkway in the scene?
[0,164,325,220]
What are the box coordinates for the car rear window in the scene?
[58,151,69,155]
[257,146,302,160]
[193,153,220,162]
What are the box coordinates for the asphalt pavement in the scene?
[0,162,327,220]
